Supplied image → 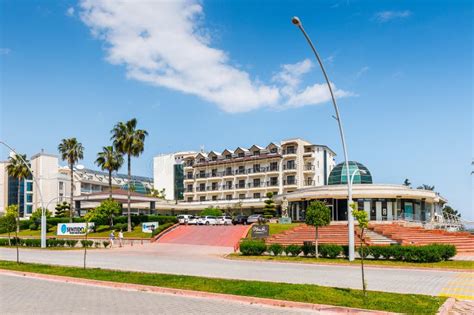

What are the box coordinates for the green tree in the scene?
[200,207,222,217]
[6,153,31,235]
[58,138,84,222]
[403,178,411,187]
[352,204,369,297]
[417,184,435,191]
[95,146,124,200]
[0,205,17,246]
[54,201,71,217]
[85,199,121,227]
[30,208,52,227]
[305,201,331,257]
[149,188,166,199]
[263,192,276,218]
[442,205,460,218]
[111,118,148,232]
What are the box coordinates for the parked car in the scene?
[198,216,218,225]
[247,214,265,224]
[177,214,193,224]
[187,216,199,225]
[216,216,233,225]
[232,215,248,225]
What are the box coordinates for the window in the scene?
[226,195,232,200]
[253,164,260,172]
[187,197,193,202]
[26,205,33,214]
[238,180,245,188]
[212,195,217,201]
[26,193,33,203]
[187,172,193,179]
[211,182,218,190]
[225,154,232,159]
[211,169,217,177]
[286,175,296,185]
[253,178,260,187]
[199,183,205,191]
[239,194,246,199]
[59,182,64,190]
[226,181,232,189]
[253,150,260,156]
[187,184,193,192]
[225,167,232,175]
[270,162,278,171]
[199,170,205,178]
[26,182,33,192]
[238,165,245,174]
[270,147,278,153]
[286,160,296,169]
[238,152,245,158]
[253,193,261,199]
[270,177,278,186]
[200,196,206,201]
[212,156,217,161]
[285,145,296,154]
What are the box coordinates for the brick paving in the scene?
[0,274,315,314]
[448,299,474,315]
[157,225,248,247]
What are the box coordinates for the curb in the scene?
[151,223,179,242]
[437,298,456,315]
[0,269,395,314]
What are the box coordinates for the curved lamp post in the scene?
[291,17,355,261]
[0,140,47,248]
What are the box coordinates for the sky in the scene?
[0,0,472,219]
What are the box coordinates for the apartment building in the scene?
[180,139,336,203]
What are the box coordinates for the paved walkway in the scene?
[0,273,313,314]
[157,225,248,247]
[0,244,472,298]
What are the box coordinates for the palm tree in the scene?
[6,153,30,263]
[58,138,84,223]
[111,118,148,232]
[95,146,124,200]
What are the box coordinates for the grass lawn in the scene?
[0,226,152,239]
[247,223,300,238]
[0,260,444,314]
[228,253,474,270]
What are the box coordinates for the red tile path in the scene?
[157,225,249,247]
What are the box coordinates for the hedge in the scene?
[0,238,100,248]
[151,222,175,237]
[238,241,456,263]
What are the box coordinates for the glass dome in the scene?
[328,161,372,185]
[121,181,150,194]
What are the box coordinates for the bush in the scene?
[94,242,101,248]
[29,223,38,230]
[24,239,41,247]
[66,240,79,248]
[319,244,342,259]
[368,246,385,260]
[239,239,267,256]
[268,243,284,256]
[285,244,302,257]
[341,245,349,259]
[96,225,110,233]
[103,241,110,248]
[80,240,94,248]
[112,223,129,231]
[0,238,10,246]
[435,244,457,260]
[200,207,223,217]
[302,242,315,257]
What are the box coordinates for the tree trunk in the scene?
[360,228,367,297]
[108,169,112,200]
[83,221,88,269]
[70,163,74,223]
[315,226,319,258]
[16,179,21,233]
[127,154,132,232]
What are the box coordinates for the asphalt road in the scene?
[0,273,313,314]
[0,244,468,297]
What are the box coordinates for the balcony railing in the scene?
[282,149,297,155]
[283,179,297,185]
[304,164,315,171]
[283,164,297,170]
[304,180,315,186]
[185,174,194,179]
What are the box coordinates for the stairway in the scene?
[364,229,398,245]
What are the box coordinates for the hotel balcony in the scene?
[303,164,315,173]
[283,179,297,186]
[304,179,315,186]
[283,164,297,172]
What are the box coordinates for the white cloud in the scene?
[79,0,352,113]
[355,66,369,78]
[66,7,75,17]
[0,48,11,55]
[374,10,412,23]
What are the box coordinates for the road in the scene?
[0,273,313,314]
[0,244,471,298]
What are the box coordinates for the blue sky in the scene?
[0,1,472,218]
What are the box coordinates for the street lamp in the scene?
[291,17,356,260]
[0,141,47,248]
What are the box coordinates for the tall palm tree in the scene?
[58,138,84,223]
[95,146,124,200]
[6,153,30,264]
[111,118,148,232]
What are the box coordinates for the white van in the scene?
[177,214,193,224]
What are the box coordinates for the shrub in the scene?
[239,239,267,256]
[391,245,405,261]
[96,225,110,233]
[435,244,457,261]
[0,238,10,246]
[285,244,302,257]
[357,246,369,259]
[368,246,385,260]
[268,243,284,256]
[341,245,350,259]
[24,239,41,247]
[112,223,129,231]
[29,223,38,230]
[200,207,223,217]
[94,242,101,248]
[302,242,315,257]
[47,239,66,247]
[103,241,110,248]
[66,240,79,248]
[80,240,94,248]
[319,244,342,259]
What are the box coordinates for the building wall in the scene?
[154,154,177,200]
[0,162,6,214]
[30,153,60,214]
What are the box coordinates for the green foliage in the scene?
[352,208,369,230]
[319,244,343,258]
[200,207,222,217]
[47,239,66,247]
[30,208,52,226]
[65,240,79,248]
[239,239,267,256]
[302,242,315,257]
[284,244,302,257]
[102,241,111,248]
[113,215,177,225]
[263,192,276,217]
[85,199,121,226]
[151,222,175,237]
[23,239,41,247]
[149,188,166,199]
[362,244,456,263]
[0,206,16,234]
[305,201,331,228]
[29,223,38,230]
[268,243,284,256]
[442,205,460,218]
[54,202,71,218]
[112,223,130,231]
[80,240,94,247]
[6,154,31,184]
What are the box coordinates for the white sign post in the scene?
[57,223,95,236]
[142,222,159,233]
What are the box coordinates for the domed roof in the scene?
[121,181,150,194]
[328,161,372,185]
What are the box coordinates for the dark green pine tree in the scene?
[263,192,276,218]
[54,201,70,218]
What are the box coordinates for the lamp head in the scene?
[291,16,301,26]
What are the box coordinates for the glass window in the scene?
[253,193,261,199]
[212,195,217,201]
[226,195,232,200]
[26,205,33,214]
[26,182,33,192]
[26,193,33,203]
[199,196,206,201]
[239,194,245,199]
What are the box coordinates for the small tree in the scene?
[403,178,411,187]
[200,207,222,217]
[305,201,331,258]
[30,208,52,227]
[263,192,276,218]
[352,204,369,297]
[87,199,121,227]
[54,201,71,217]
[0,205,17,246]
